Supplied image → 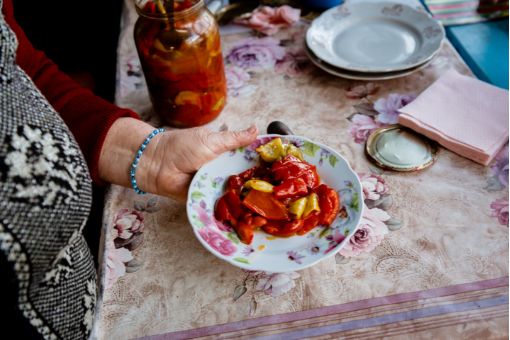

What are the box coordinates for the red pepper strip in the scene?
[272,155,320,189]
[214,190,244,227]
[226,175,244,195]
[239,165,272,181]
[300,169,320,189]
[235,222,254,244]
[273,178,308,200]
[214,195,236,226]
[238,165,267,182]
[242,214,268,229]
[296,212,321,235]
[223,191,244,219]
[252,216,268,228]
[316,184,340,226]
[144,2,156,13]
[239,166,258,181]
[272,155,309,177]
[262,219,304,237]
[243,190,289,220]
[234,215,268,244]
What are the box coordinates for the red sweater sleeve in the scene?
[3,0,140,185]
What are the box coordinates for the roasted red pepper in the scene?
[214,191,244,226]
[262,219,304,237]
[226,175,244,195]
[296,211,321,235]
[239,165,272,182]
[243,190,289,220]
[273,178,308,199]
[316,184,340,226]
[235,222,254,244]
[215,195,236,226]
[239,166,258,181]
[234,214,268,244]
[272,155,320,189]
[242,214,268,229]
[214,140,341,244]
[223,191,244,219]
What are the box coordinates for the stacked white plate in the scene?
[305,2,445,81]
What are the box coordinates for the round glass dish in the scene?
[365,125,438,171]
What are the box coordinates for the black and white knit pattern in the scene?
[0,1,97,339]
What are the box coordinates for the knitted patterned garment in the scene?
[0,1,97,338]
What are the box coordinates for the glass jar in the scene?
[134,0,227,127]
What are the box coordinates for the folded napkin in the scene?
[398,69,509,166]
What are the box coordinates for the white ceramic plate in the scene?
[305,44,434,81]
[186,135,363,273]
[306,2,444,73]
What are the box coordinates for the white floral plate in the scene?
[306,2,444,73]
[305,44,434,81]
[187,135,364,272]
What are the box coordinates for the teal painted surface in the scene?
[301,0,343,9]
[420,0,508,89]
[446,19,509,89]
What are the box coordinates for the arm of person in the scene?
[4,0,139,184]
[98,118,258,200]
[4,0,259,199]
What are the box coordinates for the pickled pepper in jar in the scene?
[134,0,227,127]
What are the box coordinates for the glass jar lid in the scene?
[365,125,438,171]
[135,0,203,19]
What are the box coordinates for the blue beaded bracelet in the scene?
[130,128,165,195]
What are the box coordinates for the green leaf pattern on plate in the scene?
[329,155,338,167]
[227,232,240,244]
[191,215,204,228]
[191,191,204,201]
[234,257,250,264]
[302,141,321,157]
[351,191,360,212]
[318,227,330,239]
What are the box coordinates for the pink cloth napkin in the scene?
[398,69,509,166]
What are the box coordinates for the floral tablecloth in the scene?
[92,1,509,339]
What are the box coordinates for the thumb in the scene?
[207,125,259,154]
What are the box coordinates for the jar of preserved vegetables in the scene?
[134,0,227,127]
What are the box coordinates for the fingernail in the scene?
[247,125,257,134]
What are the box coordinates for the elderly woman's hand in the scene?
[140,124,258,199]
[98,118,258,200]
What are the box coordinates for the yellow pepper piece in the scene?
[244,179,274,193]
[285,144,304,161]
[303,193,320,218]
[256,138,285,162]
[175,91,202,108]
[289,197,308,219]
[212,96,225,111]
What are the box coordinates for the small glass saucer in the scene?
[366,125,438,171]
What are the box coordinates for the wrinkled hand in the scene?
[141,125,258,200]
[99,118,258,201]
